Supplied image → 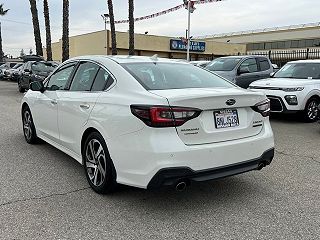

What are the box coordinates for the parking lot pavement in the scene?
[0,80,319,240]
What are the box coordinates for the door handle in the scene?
[51,100,57,105]
[80,104,90,109]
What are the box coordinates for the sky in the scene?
[1,0,320,57]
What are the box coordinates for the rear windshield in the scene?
[121,62,233,90]
[206,58,242,71]
[274,62,320,79]
[31,62,56,73]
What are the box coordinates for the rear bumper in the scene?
[147,148,274,189]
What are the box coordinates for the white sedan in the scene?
[21,55,274,194]
[249,60,320,122]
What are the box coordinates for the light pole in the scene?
[101,13,109,55]
[184,0,195,61]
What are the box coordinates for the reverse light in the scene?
[252,99,270,117]
[131,105,201,128]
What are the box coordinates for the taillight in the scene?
[131,105,201,128]
[251,99,270,117]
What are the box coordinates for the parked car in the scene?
[3,63,23,80]
[18,61,58,92]
[249,60,320,122]
[11,64,25,82]
[205,56,273,89]
[21,55,274,194]
[190,60,210,68]
[0,62,19,79]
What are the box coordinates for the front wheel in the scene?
[18,80,25,93]
[303,98,319,122]
[22,106,38,144]
[83,132,117,194]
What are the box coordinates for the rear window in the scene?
[122,63,233,90]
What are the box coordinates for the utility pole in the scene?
[184,0,195,61]
[101,14,109,55]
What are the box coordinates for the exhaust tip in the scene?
[175,181,187,192]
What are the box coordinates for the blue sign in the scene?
[170,39,206,52]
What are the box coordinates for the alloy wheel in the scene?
[307,100,319,121]
[85,139,107,187]
[23,110,32,141]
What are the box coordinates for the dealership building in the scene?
[203,22,320,53]
[49,30,246,62]
[48,22,320,63]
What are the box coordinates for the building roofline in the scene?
[196,22,320,39]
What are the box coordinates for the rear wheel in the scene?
[83,132,117,194]
[303,98,319,122]
[22,106,38,144]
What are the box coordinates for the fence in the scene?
[247,48,320,67]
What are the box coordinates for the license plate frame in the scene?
[214,109,240,129]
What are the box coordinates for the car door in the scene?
[256,57,272,80]
[235,58,260,88]
[57,61,112,154]
[32,63,77,143]
[21,62,32,88]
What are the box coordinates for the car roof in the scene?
[217,55,268,59]
[287,59,320,64]
[68,55,190,64]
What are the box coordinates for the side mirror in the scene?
[238,67,250,75]
[24,69,31,74]
[30,81,45,93]
[270,72,275,78]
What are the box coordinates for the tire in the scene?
[18,80,25,93]
[22,106,38,144]
[302,98,320,122]
[83,132,117,194]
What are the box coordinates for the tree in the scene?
[128,0,134,55]
[62,0,69,62]
[29,0,43,56]
[43,0,52,61]
[0,4,9,62]
[107,0,117,55]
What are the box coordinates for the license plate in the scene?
[214,109,239,129]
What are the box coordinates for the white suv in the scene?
[21,56,274,193]
[249,60,320,122]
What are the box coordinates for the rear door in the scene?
[235,58,260,88]
[256,57,272,80]
[57,61,112,154]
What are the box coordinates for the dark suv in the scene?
[18,61,58,92]
[206,56,274,88]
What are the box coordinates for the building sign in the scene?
[170,39,206,52]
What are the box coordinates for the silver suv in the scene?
[206,56,273,89]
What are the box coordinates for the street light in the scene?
[101,13,110,55]
[184,0,196,61]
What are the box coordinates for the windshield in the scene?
[206,58,242,71]
[31,62,56,73]
[122,62,234,90]
[13,64,22,69]
[274,63,320,79]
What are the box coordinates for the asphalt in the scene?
[0,80,319,240]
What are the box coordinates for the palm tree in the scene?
[43,0,52,61]
[128,0,134,55]
[107,0,117,55]
[0,4,9,61]
[62,0,69,62]
[29,0,43,56]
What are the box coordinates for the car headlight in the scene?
[282,87,304,92]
